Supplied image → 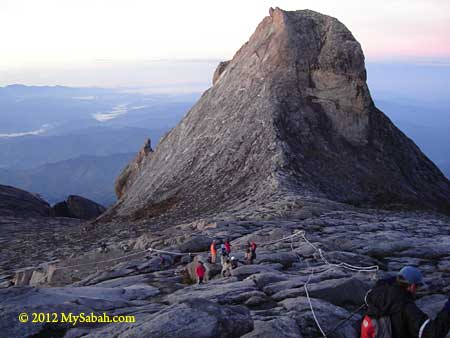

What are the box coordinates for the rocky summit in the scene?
[103,8,450,223]
[2,8,450,338]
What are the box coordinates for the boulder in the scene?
[83,298,253,338]
[257,252,299,268]
[231,264,283,280]
[166,279,259,305]
[12,267,35,286]
[245,272,289,289]
[176,235,214,253]
[416,294,448,318]
[0,286,151,338]
[299,277,370,307]
[51,195,105,219]
[0,184,50,217]
[241,317,302,338]
[280,296,359,338]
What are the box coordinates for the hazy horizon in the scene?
[2,0,449,89]
[1,1,449,69]
[1,58,449,92]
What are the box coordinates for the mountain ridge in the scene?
[0,153,135,205]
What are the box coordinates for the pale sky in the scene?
[1,0,449,86]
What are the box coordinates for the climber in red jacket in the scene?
[196,261,206,285]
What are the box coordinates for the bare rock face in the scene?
[0,184,50,217]
[115,138,153,199]
[51,195,105,219]
[212,61,230,85]
[105,8,450,222]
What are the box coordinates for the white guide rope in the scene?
[25,226,379,338]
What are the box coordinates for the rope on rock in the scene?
[304,260,330,338]
[295,230,379,337]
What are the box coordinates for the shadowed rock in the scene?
[0,184,50,217]
[81,298,253,338]
[115,138,153,199]
[51,195,105,219]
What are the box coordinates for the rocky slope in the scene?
[0,184,50,217]
[2,210,450,338]
[115,139,153,199]
[102,8,450,224]
[2,8,450,338]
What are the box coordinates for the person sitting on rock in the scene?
[196,261,206,285]
[210,240,217,264]
[362,266,450,338]
[222,259,232,277]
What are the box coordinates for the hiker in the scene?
[231,256,239,269]
[246,241,257,264]
[210,240,217,264]
[361,266,450,338]
[196,261,206,284]
[224,239,232,255]
[220,243,229,265]
[245,246,252,264]
[250,240,257,258]
[222,258,232,277]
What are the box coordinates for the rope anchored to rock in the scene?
[295,230,378,338]
[22,226,379,338]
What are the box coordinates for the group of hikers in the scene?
[195,239,257,284]
[96,235,450,337]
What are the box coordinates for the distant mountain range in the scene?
[0,85,199,204]
[0,63,448,207]
[0,153,134,206]
[0,126,159,170]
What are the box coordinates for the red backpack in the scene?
[361,315,392,338]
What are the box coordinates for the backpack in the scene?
[361,315,392,338]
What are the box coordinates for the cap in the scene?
[398,266,426,286]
